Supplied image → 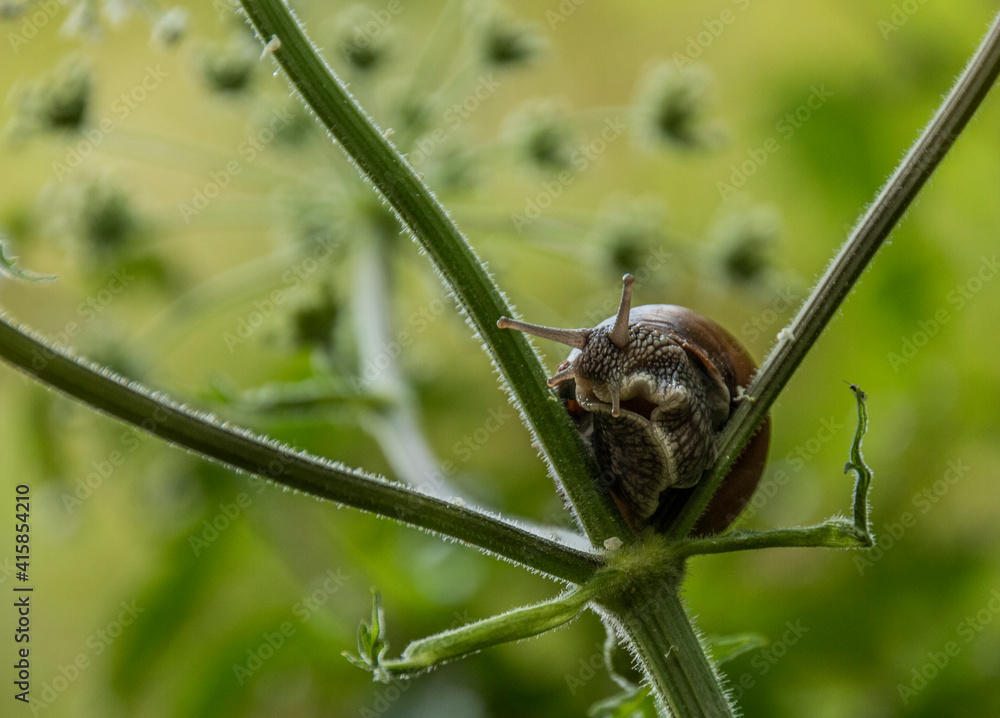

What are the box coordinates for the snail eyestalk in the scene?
[497,316,590,349]
[610,274,635,349]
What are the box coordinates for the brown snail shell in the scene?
[499,275,770,536]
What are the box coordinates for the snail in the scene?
[498,274,770,536]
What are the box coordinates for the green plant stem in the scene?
[670,10,1000,539]
[679,384,874,558]
[237,0,629,545]
[613,584,734,718]
[351,218,462,501]
[372,571,616,680]
[0,315,600,584]
[675,522,870,559]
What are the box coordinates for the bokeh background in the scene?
[1,1,999,716]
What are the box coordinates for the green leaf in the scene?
[586,630,764,716]
[343,589,388,673]
[588,685,656,718]
[110,535,219,699]
[845,384,874,539]
[0,239,56,283]
[705,633,769,665]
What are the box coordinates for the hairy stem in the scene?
[364,571,617,680]
[670,11,1000,538]
[676,522,870,559]
[0,316,600,584]
[614,584,735,718]
[236,0,629,544]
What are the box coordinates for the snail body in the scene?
[498,275,769,536]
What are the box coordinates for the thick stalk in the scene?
[612,583,734,717]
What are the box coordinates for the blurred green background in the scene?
[1,1,999,716]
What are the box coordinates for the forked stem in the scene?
[678,385,874,559]
[669,12,1000,539]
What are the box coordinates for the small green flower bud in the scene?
[201,35,257,93]
[709,206,780,286]
[254,102,316,148]
[635,64,719,149]
[289,285,340,352]
[480,16,544,69]
[336,5,394,73]
[15,56,92,132]
[594,199,669,278]
[74,176,141,256]
[424,144,477,194]
[506,101,575,171]
[151,7,188,46]
[395,97,431,137]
